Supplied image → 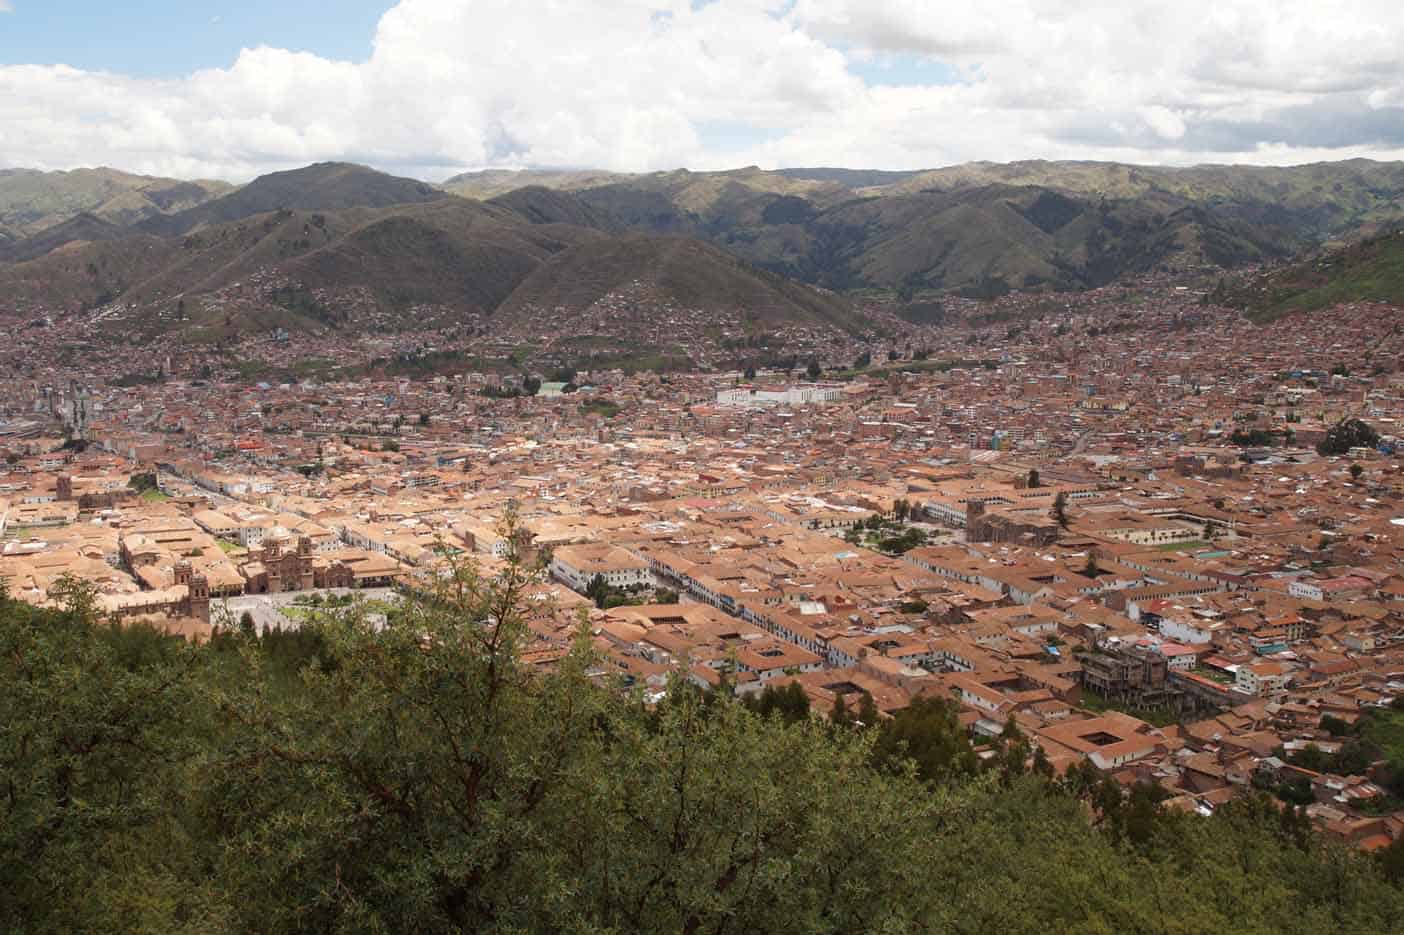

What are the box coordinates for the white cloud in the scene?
[0,0,1402,180]
[0,1,13,12]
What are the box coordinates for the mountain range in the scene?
[1,158,1401,360]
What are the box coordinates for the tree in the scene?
[746,681,810,724]
[1317,418,1379,456]
[805,358,822,381]
[1350,462,1364,480]
[993,717,1032,782]
[523,376,542,396]
[1052,491,1070,529]
[1380,834,1404,884]
[1026,468,1040,489]
[0,578,203,931]
[871,697,977,783]
[856,691,880,729]
[239,610,256,634]
[6,543,1404,932]
[853,350,872,370]
[1082,553,1100,578]
[829,693,854,728]
[743,365,757,380]
[586,573,610,609]
[654,587,679,605]
[418,412,430,426]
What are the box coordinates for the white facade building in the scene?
[715,383,844,408]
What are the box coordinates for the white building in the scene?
[715,383,844,408]
[550,543,654,593]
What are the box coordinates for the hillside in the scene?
[487,185,622,232]
[0,167,230,242]
[466,160,1404,294]
[283,199,606,320]
[1213,227,1404,322]
[496,233,864,334]
[135,162,448,237]
[0,212,127,264]
[0,197,603,339]
[440,167,626,199]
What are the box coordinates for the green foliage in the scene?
[1225,229,1404,322]
[1232,428,1283,447]
[127,471,160,494]
[877,527,928,555]
[0,578,207,932]
[579,398,622,419]
[743,681,811,724]
[584,573,647,609]
[3,562,1404,934]
[871,696,978,783]
[1318,418,1380,456]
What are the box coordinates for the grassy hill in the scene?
[0,167,229,242]
[496,233,864,333]
[440,167,626,199]
[1214,228,1404,322]
[284,199,605,318]
[0,213,127,263]
[487,185,622,232]
[136,162,447,237]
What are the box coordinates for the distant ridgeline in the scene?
[0,160,1401,353]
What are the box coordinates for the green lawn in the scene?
[140,489,171,503]
[217,540,243,555]
[1361,708,1404,764]
[1155,540,1208,552]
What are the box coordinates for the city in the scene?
[4,277,1401,849]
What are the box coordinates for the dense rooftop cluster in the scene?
[3,281,1403,853]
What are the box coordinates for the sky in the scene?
[1,0,1403,182]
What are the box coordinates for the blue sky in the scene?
[0,1,393,76]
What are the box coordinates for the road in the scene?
[214,587,400,633]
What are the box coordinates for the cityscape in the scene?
[3,1,1404,932]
